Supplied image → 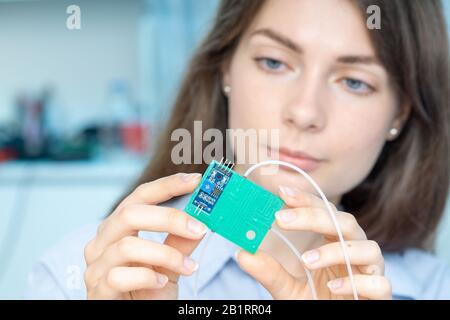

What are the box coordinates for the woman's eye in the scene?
[343,78,374,94]
[255,57,287,72]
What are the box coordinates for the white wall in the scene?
[0,0,141,131]
[0,161,145,299]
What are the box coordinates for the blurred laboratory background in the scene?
[0,0,450,299]
[0,0,219,298]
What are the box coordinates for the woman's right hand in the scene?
[84,172,207,300]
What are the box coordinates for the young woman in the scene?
[27,0,450,300]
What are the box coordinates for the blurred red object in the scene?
[0,149,17,162]
[121,123,149,154]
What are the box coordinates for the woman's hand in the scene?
[235,186,392,300]
[84,173,208,300]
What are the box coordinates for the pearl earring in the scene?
[223,85,231,95]
[389,128,399,137]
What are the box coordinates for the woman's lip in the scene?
[278,147,321,161]
[269,147,323,172]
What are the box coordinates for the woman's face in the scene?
[224,0,407,203]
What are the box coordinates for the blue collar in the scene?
[384,251,421,299]
[189,230,239,293]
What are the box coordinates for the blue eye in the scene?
[256,57,286,72]
[263,58,283,70]
[344,78,373,94]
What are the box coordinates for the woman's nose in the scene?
[281,75,326,133]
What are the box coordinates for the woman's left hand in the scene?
[235,186,392,300]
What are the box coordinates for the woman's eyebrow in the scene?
[337,55,382,66]
[249,28,303,54]
[250,28,382,67]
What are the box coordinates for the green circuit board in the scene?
[184,160,284,254]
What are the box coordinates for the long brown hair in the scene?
[117,0,450,252]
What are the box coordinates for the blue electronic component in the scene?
[192,162,232,214]
[200,180,215,195]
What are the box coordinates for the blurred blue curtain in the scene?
[139,0,220,127]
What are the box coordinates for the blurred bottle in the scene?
[121,103,149,155]
[102,80,149,158]
[109,80,134,124]
[42,86,66,141]
[0,93,18,162]
[16,92,46,159]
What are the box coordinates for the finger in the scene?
[94,267,168,299]
[359,264,384,276]
[87,205,207,262]
[86,236,199,286]
[327,275,392,300]
[86,172,203,264]
[160,232,206,283]
[235,250,309,300]
[275,207,367,240]
[279,186,336,211]
[118,172,202,210]
[301,240,384,274]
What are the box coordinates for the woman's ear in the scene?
[387,98,412,141]
[221,60,232,95]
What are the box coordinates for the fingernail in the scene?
[187,218,207,235]
[301,250,320,264]
[156,273,168,286]
[327,278,343,290]
[275,210,297,223]
[366,265,381,275]
[181,173,202,182]
[184,257,199,272]
[234,250,241,261]
[279,186,299,197]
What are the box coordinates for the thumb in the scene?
[236,249,306,300]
